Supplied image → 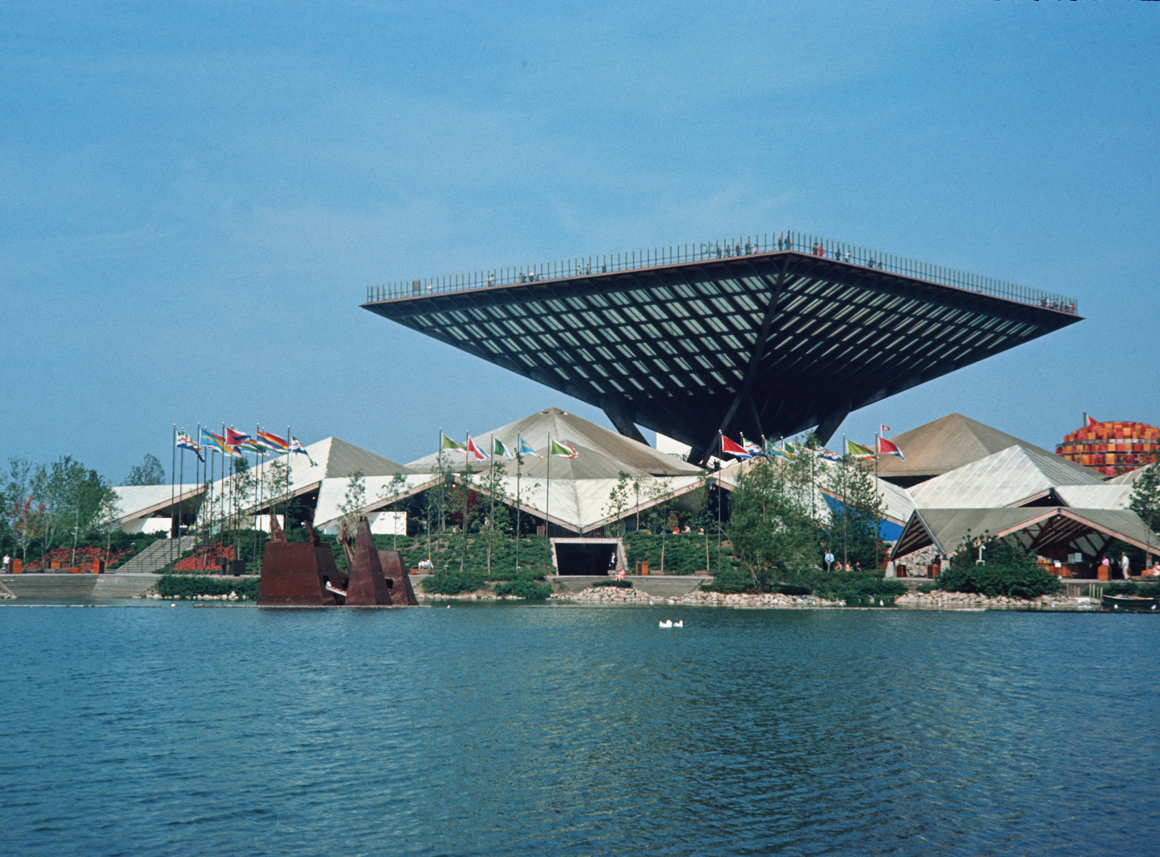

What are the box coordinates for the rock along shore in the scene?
[421,586,1100,611]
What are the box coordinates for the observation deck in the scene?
[362,230,1081,462]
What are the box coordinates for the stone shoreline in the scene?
[420,586,1102,611]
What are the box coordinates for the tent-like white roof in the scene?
[894,506,1160,560]
[113,484,203,527]
[194,437,410,529]
[908,445,1104,510]
[407,407,703,479]
[875,412,1098,484]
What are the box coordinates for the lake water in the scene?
[1,602,1157,856]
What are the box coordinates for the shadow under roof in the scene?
[364,241,1080,462]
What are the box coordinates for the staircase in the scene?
[113,536,198,574]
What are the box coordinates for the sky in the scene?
[2,1,1158,485]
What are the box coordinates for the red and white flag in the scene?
[1085,413,1099,427]
[466,435,490,462]
[877,436,905,460]
[880,425,891,434]
[721,435,752,460]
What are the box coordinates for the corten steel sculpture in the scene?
[378,549,419,606]
[345,518,394,606]
[257,517,344,606]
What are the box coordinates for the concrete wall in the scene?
[0,573,160,600]
[550,575,709,597]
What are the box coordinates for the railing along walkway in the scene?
[366,229,1078,314]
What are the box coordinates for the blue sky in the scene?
[2,1,1157,483]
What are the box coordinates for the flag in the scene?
[202,429,241,458]
[782,441,799,458]
[846,439,876,459]
[225,427,252,448]
[1085,413,1099,427]
[880,425,891,434]
[877,437,905,460]
[518,437,542,459]
[721,435,752,460]
[550,439,578,458]
[290,436,317,466]
[741,436,764,458]
[176,431,204,462]
[254,429,288,454]
[441,432,467,453]
[466,435,489,462]
[816,447,842,462]
[256,429,290,452]
[493,438,514,460]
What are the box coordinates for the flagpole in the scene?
[841,434,848,569]
[545,431,551,557]
[487,434,495,578]
[457,431,466,572]
[717,432,723,578]
[178,429,184,544]
[515,436,522,574]
[875,429,881,573]
[170,424,177,566]
[196,422,203,556]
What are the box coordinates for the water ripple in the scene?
[0,604,1156,855]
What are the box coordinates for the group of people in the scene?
[822,551,862,573]
[1101,552,1160,579]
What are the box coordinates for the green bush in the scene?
[156,575,259,600]
[623,532,717,575]
[421,566,487,595]
[493,574,552,601]
[941,536,1063,599]
[1104,580,1160,598]
[591,578,633,588]
[376,534,553,580]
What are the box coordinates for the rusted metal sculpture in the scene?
[378,549,419,606]
[257,517,345,606]
[345,518,394,606]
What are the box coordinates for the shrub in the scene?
[591,578,633,589]
[1104,580,1160,598]
[421,567,487,595]
[941,535,1063,599]
[156,574,259,600]
[493,574,552,601]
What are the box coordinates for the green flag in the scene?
[550,439,577,459]
[441,432,467,452]
[845,439,876,459]
[493,438,513,460]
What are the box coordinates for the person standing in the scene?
[1121,552,1131,579]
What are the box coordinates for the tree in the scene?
[124,454,167,486]
[377,472,410,550]
[728,455,819,590]
[1130,464,1160,537]
[941,532,1062,599]
[339,471,367,531]
[823,455,886,570]
[603,471,635,536]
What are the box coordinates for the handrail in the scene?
[364,230,1078,314]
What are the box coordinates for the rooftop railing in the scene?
[365,230,1078,314]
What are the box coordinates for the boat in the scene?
[1101,593,1158,612]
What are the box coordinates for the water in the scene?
[1,602,1157,856]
